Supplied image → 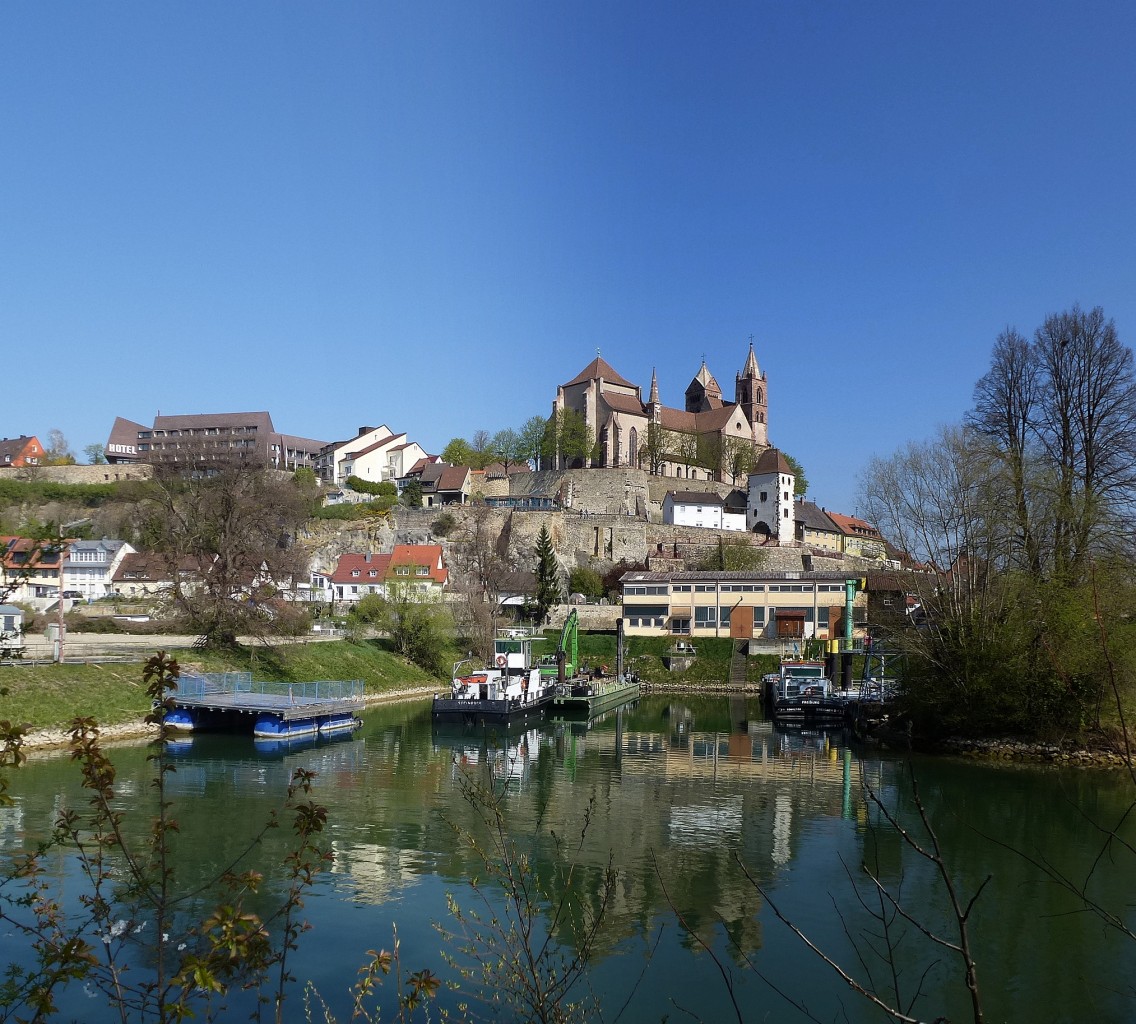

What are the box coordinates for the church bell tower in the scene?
[735,340,768,446]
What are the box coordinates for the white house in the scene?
[662,490,747,531]
[747,448,796,544]
[339,431,411,484]
[62,539,135,600]
[385,441,430,482]
[315,425,394,484]
[0,604,24,656]
[317,546,450,605]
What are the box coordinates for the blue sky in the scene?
[4,2,1134,515]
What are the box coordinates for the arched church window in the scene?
[599,427,609,467]
[755,387,764,405]
[629,427,638,467]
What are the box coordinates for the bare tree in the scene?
[669,430,700,478]
[470,429,494,469]
[139,467,312,648]
[858,425,1033,730]
[1032,305,1136,580]
[42,429,76,466]
[449,503,514,659]
[968,328,1044,577]
[639,421,670,476]
[722,436,756,485]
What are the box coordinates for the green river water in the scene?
[1,695,1133,1023]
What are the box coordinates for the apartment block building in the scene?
[106,413,326,472]
[620,569,866,642]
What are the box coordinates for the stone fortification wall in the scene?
[11,464,153,485]
[510,468,652,516]
[506,466,742,521]
[299,486,876,591]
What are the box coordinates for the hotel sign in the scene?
[109,444,137,455]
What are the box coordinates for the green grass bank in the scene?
[0,640,443,733]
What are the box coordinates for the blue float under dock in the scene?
[165,672,364,738]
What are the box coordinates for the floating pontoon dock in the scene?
[165,672,365,738]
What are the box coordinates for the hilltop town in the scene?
[2,343,894,655]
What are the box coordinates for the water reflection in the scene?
[0,696,1133,1023]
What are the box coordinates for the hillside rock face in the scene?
[299,469,873,587]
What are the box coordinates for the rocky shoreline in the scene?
[929,735,1133,768]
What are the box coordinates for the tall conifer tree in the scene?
[534,524,560,623]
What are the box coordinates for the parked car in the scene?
[62,590,84,600]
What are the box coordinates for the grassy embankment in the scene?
[0,640,443,733]
[2,631,809,732]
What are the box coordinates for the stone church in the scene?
[549,344,770,483]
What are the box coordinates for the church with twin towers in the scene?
[548,341,771,483]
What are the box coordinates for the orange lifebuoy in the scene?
[496,654,507,667]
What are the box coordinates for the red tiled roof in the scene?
[329,546,448,587]
[0,436,42,467]
[602,393,647,417]
[1,535,69,570]
[562,357,637,389]
[111,551,213,582]
[436,465,470,492]
[753,447,795,475]
[825,511,881,538]
[346,432,402,458]
[329,552,393,584]
[389,544,448,586]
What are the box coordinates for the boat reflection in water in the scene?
[431,721,545,790]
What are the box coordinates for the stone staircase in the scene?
[729,640,748,686]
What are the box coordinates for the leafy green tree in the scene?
[518,415,548,469]
[782,452,809,496]
[568,566,604,600]
[550,408,596,468]
[534,523,561,622]
[431,511,457,537]
[696,433,726,479]
[491,428,525,473]
[351,582,451,676]
[694,537,768,571]
[401,479,424,508]
[84,443,107,465]
[441,438,475,466]
[346,475,395,496]
[723,436,757,484]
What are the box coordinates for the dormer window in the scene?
[351,569,360,578]
[416,566,429,576]
[396,567,410,576]
[369,570,377,577]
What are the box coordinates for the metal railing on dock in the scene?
[178,672,364,703]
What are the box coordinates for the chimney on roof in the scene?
[364,553,371,563]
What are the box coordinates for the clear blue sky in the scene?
[4,2,1134,515]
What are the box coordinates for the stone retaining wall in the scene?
[10,464,153,484]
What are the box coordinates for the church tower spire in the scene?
[649,367,659,405]
[735,337,768,446]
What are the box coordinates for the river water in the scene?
[1,695,1134,1023]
